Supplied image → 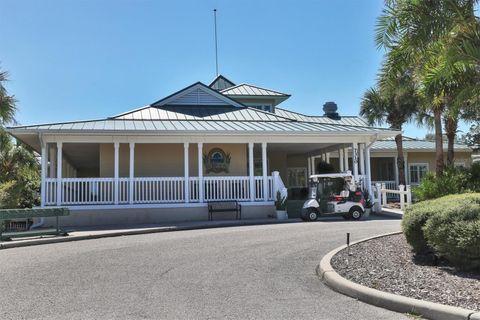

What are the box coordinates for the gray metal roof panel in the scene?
[372,139,472,151]
[220,83,289,97]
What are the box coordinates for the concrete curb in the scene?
[317,231,480,320]
[0,219,297,250]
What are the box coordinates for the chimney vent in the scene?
[323,101,341,120]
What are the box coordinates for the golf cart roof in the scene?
[309,171,353,180]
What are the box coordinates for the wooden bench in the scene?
[207,201,242,221]
[0,208,70,241]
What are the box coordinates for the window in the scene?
[409,163,428,185]
[246,104,272,112]
[287,167,307,187]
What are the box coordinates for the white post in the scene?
[339,149,344,172]
[374,183,382,212]
[272,171,279,199]
[40,143,47,207]
[307,157,312,176]
[129,142,135,204]
[56,142,63,206]
[311,157,316,175]
[114,142,119,205]
[381,183,387,207]
[248,142,255,201]
[399,184,405,210]
[262,142,268,201]
[184,142,189,203]
[365,146,372,197]
[359,144,365,175]
[326,152,330,164]
[352,142,359,181]
[343,147,349,172]
[49,145,56,178]
[198,142,204,203]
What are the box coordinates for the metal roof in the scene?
[221,83,290,97]
[274,107,369,126]
[372,137,472,152]
[208,75,236,91]
[9,118,397,134]
[113,105,292,122]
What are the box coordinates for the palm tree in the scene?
[375,0,478,175]
[360,71,418,185]
[0,70,17,125]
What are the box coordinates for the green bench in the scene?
[0,208,70,241]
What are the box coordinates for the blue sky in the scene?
[0,0,469,138]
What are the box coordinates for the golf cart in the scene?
[301,171,365,221]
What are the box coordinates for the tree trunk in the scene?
[434,108,444,176]
[394,133,406,186]
[445,116,458,166]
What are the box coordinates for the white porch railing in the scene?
[373,183,412,210]
[44,175,277,206]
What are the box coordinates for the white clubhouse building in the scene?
[7,75,426,225]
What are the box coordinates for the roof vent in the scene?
[323,101,341,120]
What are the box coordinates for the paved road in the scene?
[0,217,406,320]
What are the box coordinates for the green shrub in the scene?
[423,193,480,271]
[402,198,443,253]
[412,166,472,201]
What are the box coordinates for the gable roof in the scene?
[209,75,236,91]
[221,83,290,97]
[151,82,245,108]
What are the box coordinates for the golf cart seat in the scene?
[339,190,350,198]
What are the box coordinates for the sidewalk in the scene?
[0,218,300,250]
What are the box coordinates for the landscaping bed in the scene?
[331,233,480,311]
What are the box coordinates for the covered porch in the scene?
[38,137,374,209]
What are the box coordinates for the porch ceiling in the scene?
[266,142,340,155]
[62,143,99,169]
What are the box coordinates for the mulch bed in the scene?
[330,233,480,311]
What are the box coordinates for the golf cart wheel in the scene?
[349,206,363,221]
[305,208,319,222]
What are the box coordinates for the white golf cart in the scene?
[301,171,365,221]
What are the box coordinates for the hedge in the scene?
[402,193,480,272]
[423,194,480,271]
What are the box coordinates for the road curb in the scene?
[0,219,297,250]
[317,231,480,320]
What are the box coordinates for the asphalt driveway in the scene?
[0,216,406,319]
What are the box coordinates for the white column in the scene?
[307,157,312,176]
[129,142,135,204]
[114,142,120,205]
[311,157,316,175]
[248,142,255,201]
[262,142,268,201]
[40,143,47,207]
[343,147,349,172]
[352,142,359,181]
[198,142,204,203]
[366,146,373,198]
[49,145,56,178]
[359,144,365,175]
[184,142,189,203]
[56,142,63,206]
[326,152,330,163]
[339,149,344,172]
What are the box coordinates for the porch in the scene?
[38,139,373,209]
